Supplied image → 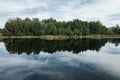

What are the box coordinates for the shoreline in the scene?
[0,35,120,40]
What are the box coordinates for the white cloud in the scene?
[0,0,120,28]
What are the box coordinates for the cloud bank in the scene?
[0,0,120,28]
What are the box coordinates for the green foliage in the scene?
[0,29,3,36]
[2,18,118,36]
[111,25,120,34]
[0,33,2,36]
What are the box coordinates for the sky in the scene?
[0,0,120,28]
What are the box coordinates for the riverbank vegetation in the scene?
[0,35,120,40]
[0,18,120,38]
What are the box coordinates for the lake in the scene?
[0,38,120,80]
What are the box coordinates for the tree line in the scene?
[0,17,120,36]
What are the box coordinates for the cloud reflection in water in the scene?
[0,42,120,80]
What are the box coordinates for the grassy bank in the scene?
[0,35,120,40]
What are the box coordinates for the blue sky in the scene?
[0,0,120,28]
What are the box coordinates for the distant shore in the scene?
[0,35,120,40]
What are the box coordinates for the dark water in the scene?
[0,38,120,80]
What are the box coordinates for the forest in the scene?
[0,18,120,36]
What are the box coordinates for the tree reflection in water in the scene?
[2,38,109,54]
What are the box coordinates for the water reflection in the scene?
[0,51,119,80]
[0,38,120,80]
[2,38,108,54]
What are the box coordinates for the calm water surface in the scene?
[0,38,120,80]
